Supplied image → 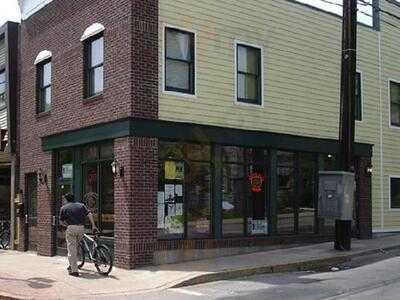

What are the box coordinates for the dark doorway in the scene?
[25,173,38,251]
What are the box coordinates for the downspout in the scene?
[378,31,384,231]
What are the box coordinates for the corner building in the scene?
[17,0,381,269]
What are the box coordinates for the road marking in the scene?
[172,288,204,296]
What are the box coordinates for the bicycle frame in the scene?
[81,233,98,261]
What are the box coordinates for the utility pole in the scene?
[336,0,358,250]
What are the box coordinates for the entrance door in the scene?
[82,161,114,238]
[54,150,73,254]
[25,173,38,251]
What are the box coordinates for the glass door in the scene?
[83,163,99,234]
[100,161,114,238]
[55,150,73,254]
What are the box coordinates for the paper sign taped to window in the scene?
[165,161,184,180]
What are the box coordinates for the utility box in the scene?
[318,171,355,220]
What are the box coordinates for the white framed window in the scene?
[234,41,264,107]
[163,25,196,97]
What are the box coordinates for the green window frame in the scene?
[164,27,195,95]
[390,81,400,127]
[36,59,52,113]
[355,72,362,121]
[236,43,262,105]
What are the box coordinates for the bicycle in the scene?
[77,232,113,276]
[0,220,10,250]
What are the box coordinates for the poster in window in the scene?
[175,184,183,197]
[165,161,184,180]
[157,204,165,229]
[248,218,268,235]
[157,192,165,204]
[164,184,175,203]
[62,164,73,180]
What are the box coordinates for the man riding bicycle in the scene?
[59,193,98,277]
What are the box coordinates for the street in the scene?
[123,250,400,300]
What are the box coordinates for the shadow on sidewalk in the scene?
[78,267,119,281]
[0,276,55,289]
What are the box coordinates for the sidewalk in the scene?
[1,234,400,300]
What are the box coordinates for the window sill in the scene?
[83,93,104,103]
[163,89,197,99]
[234,99,264,109]
[36,111,51,119]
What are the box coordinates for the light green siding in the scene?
[159,0,399,231]
[375,1,400,231]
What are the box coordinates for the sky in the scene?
[0,0,373,28]
[0,0,21,26]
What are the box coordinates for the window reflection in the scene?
[298,153,315,233]
[277,151,295,234]
[222,163,245,236]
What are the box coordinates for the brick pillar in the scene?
[36,156,54,256]
[18,154,54,255]
[355,156,372,239]
[114,136,158,269]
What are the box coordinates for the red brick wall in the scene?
[355,156,372,239]
[18,0,159,256]
[114,137,158,269]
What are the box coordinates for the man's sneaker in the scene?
[69,272,79,277]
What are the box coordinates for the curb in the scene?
[171,245,400,288]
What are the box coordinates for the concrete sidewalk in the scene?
[1,234,400,299]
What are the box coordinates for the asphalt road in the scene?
[111,248,400,300]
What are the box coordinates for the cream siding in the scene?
[159,0,389,230]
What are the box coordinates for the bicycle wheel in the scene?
[94,245,113,276]
[77,242,85,269]
[2,230,9,249]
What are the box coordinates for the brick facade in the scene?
[355,156,373,239]
[16,0,373,269]
[18,0,158,262]
[114,137,158,268]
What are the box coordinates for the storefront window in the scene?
[222,146,268,237]
[298,153,316,233]
[158,141,212,239]
[277,151,295,234]
[222,163,245,236]
[187,162,211,238]
[56,150,74,250]
[82,142,114,237]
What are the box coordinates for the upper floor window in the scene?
[390,81,400,127]
[390,177,400,209]
[355,72,362,121]
[36,60,52,113]
[236,43,262,105]
[164,27,195,95]
[0,70,6,109]
[84,34,104,98]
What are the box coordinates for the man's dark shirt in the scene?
[59,202,89,226]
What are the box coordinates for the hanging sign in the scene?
[248,172,265,193]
